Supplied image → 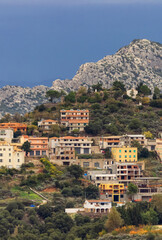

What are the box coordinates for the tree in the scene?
[64,91,76,103]
[140,147,149,158]
[37,204,52,219]
[105,207,124,232]
[142,97,150,105]
[27,125,38,135]
[67,165,83,179]
[77,86,87,96]
[46,90,61,103]
[14,130,22,138]
[129,118,141,130]
[137,82,151,96]
[85,122,102,135]
[21,141,31,156]
[52,213,74,233]
[85,184,99,199]
[127,183,138,200]
[131,140,142,154]
[153,87,160,99]
[151,194,162,223]
[104,148,112,159]
[51,124,61,137]
[112,81,126,92]
[144,131,153,139]
[142,208,159,225]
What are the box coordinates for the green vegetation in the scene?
[1,82,161,138]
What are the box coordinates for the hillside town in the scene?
[0,107,161,212]
[0,82,161,239]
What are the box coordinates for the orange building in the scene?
[60,109,89,132]
[21,136,48,157]
[0,123,27,133]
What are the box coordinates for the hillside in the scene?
[52,39,162,93]
[0,85,49,117]
[24,84,162,137]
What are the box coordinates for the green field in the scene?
[11,186,43,202]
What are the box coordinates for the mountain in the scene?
[52,39,162,93]
[0,85,49,117]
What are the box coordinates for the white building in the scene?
[127,88,138,98]
[49,136,93,155]
[38,119,59,132]
[84,199,112,213]
[0,129,13,143]
[0,141,25,169]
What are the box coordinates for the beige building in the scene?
[0,129,13,143]
[76,158,106,169]
[99,136,121,149]
[0,141,25,169]
[38,119,59,133]
[49,136,93,165]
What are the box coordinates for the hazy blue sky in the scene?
[0,0,162,87]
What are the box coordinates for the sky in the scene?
[0,0,162,88]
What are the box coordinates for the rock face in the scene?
[0,85,49,117]
[52,39,162,93]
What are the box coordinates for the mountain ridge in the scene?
[0,39,162,117]
[52,39,162,93]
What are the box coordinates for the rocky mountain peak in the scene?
[52,39,162,93]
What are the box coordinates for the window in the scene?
[119,155,121,158]
[9,148,11,151]
[129,155,131,158]
[42,151,46,155]
[94,162,99,168]
[133,155,136,158]
[0,159,3,162]
[83,162,89,167]
[30,151,34,156]
[36,151,40,156]
[129,150,131,152]
[125,150,127,152]
[17,159,20,162]
[125,155,127,158]
[134,150,136,152]
[119,150,121,153]
[9,159,11,162]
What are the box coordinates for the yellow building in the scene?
[111,146,137,162]
[99,183,125,202]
